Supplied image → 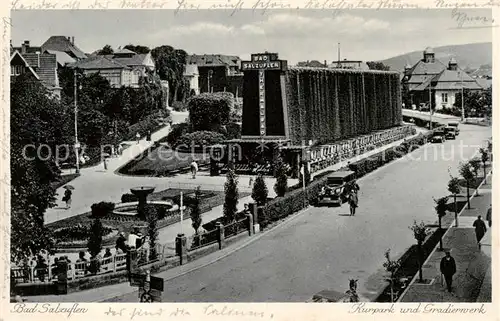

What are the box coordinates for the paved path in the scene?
[104,124,490,302]
[400,177,492,302]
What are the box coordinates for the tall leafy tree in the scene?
[223,168,239,223]
[145,205,159,260]
[188,92,233,131]
[447,175,461,227]
[366,61,391,71]
[97,44,114,55]
[190,186,202,235]
[151,45,187,104]
[274,153,288,197]
[434,196,449,251]
[10,74,72,263]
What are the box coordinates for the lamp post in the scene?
[460,70,465,121]
[74,69,80,174]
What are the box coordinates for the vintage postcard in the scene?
[1,2,498,321]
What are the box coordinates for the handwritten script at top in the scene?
[8,0,500,11]
[104,305,274,320]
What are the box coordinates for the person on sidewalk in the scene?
[191,160,198,179]
[440,250,456,292]
[348,190,358,216]
[62,188,72,209]
[473,215,488,248]
[115,232,128,254]
[136,132,141,143]
[486,204,492,228]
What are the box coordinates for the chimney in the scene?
[35,51,40,67]
[67,36,70,42]
[71,36,75,45]
[324,60,327,67]
[21,40,29,54]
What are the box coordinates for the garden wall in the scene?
[285,68,402,145]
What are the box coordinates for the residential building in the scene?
[71,49,155,88]
[186,54,243,96]
[402,47,483,110]
[10,49,61,99]
[329,59,368,70]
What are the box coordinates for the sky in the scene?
[11,9,492,64]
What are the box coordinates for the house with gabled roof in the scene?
[70,49,155,88]
[10,49,61,100]
[402,47,483,110]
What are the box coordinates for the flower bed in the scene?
[52,224,117,248]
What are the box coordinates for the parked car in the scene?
[431,130,446,143]
[315,171,356,206]
[444,126,457,140]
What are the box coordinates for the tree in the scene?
[479,148,489,184]
[447,175,461,227]
[382,249,401,302]
[145,205,159,260]
[252,175,268,206]
[434,196,449,251]
[366,61,391,71]
[409,221,427,283]
[123,44,151,54]
[10,74,72,263]
[151,45,187,104]
[459,162,474,209]
[188,92,234,132]
[454,88,492,118]
[274,154,288,197]
[191,186,202,235]
[97,44,114,55]
[223,168,239,223]
[468,158,482,194]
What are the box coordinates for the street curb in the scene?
[396,169,492,302]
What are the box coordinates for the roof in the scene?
[11,51,59,88]
[187,54,241,67]
[476,78,492,89]
[408,59,447,76]
[114,48,136,55]
[424,47,434,54]
[41,36,87,60]
[72,56,130,70]
[412,69,483,91]
[44,49,76,66]
[184,64,199,76]
[12,46,42,54]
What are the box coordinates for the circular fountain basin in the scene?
[112,200,178,216]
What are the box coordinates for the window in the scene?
[442,93,448,103]
[11,65,23,76]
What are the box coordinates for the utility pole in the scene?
[337,43,341,68]
[460,70,465,121]
[74,69,80,174]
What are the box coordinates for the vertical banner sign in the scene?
[259,70,266,136]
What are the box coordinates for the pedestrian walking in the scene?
[473,215,487,248]
[103,248,112,258]
[117,144,123,156]
[146,130,152,141]
[348,190,358,216]
[191,160,198,179]
[249,176,254,188]
[103,157,108,170]
[440,250,456,292]
[62,187,73,209]
[486,204,492,228]
[115,232,128,253]
[136,132,140,143]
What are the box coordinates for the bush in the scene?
[175,131,225,149]
[53,224,112,242]
[121,193,138,203]
[225,122,241,140]
[252,175,268,206]
[164,122,190,146]
[188,92,234,131]
[126,114,163,140]
[171,100,188,111]
[91,201,115,218]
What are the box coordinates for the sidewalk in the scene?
[400,176,492,302]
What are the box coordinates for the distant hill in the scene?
[380,43,492,72]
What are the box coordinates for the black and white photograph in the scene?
[5,6,494,309]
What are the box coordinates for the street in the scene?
[108,124,490,302]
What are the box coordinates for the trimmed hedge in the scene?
[175,131,225,149]
[121,193,138,203]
